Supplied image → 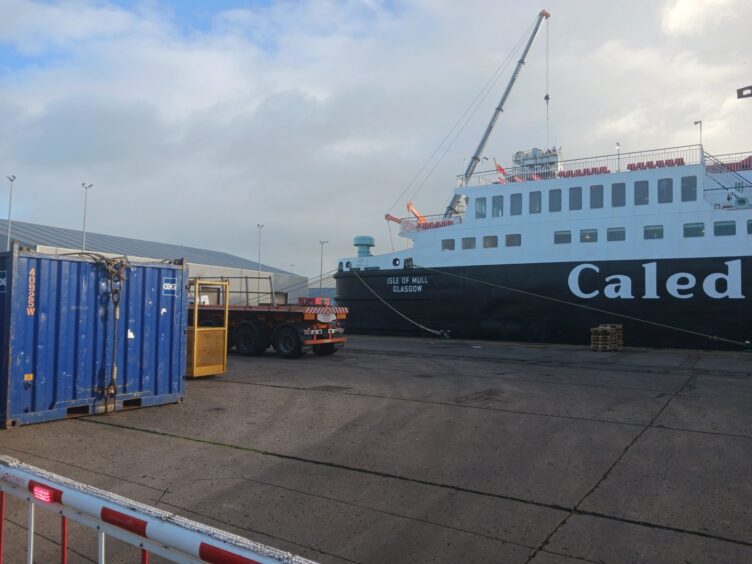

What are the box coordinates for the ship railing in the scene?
[703,151,752,209]
[400,214,463,233]
[460,144,704,187]
[705,150,752,171]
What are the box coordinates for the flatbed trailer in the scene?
[192,299,348,359]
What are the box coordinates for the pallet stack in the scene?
[590,324,624,352]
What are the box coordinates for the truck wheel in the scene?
[235,323,267,356]
[312,343,336,356]
[273,326,302,359]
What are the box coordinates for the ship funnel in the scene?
[353,236,375,257]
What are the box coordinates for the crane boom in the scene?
[444,9,550,217]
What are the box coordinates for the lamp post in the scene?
[81,183,94,252]
[694,120,703,146]
[256,224,263,302]
[319,240,328,295]
[5,175,16,252]
[616,142,621,172]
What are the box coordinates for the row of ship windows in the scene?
[441,219,749,250]
[474,176,698,218]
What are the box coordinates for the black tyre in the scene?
[234,322,267,356]
[312,343,336,356]
[273,326,303,359]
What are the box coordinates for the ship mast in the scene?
[444,9,550,217]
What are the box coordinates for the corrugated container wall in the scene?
[0,248,188,427]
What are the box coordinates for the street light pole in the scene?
[5,175,16,252]
[256,224,263,302]
[319,240,328,295]
[81,183,94,252]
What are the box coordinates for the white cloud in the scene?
[0,0,154,55]
[0,0,750,277]
[661,0,739,36]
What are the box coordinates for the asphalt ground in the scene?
[1,335,751,563]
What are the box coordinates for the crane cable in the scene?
[411,264,749,347]
[544,16,550,149]
[405,25,535,206]
[384,21,535,217]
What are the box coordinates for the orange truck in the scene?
[193,296,348,359]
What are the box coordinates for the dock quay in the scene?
[1,335,750,563]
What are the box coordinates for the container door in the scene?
[5,254,111,426]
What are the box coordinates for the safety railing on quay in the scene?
[0,456,316,564]
[192,274,280,306]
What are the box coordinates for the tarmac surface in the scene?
[1,334,751,563]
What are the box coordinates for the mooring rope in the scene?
[350,267,448,338]
[411,263,748,347]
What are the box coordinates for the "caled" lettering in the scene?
[567,260,745,300]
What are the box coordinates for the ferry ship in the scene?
[334,11,752,349]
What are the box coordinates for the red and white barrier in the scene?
[0,455,316,564]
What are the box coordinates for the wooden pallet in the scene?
[590,324,624,351]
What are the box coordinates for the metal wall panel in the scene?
[0,248,187,427]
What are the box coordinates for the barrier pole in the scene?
[0,491,5,564]
[60,515,68,564]
[141,548,148,563]
[97,529,105,563]
[26,503,34,564]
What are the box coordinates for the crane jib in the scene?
[444,9,550,218]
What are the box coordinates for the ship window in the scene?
[569,186,582,210]
[529,191,542,214]
[590,185,604,209]
[658,178,673,203]
[634,180,649,205]
[748,219,752,234]
[580,229,598,243]
[510,193,522,215]
[644,225,664,239]
[683,222,704,237]
[506,234,521,247]
[441,239,455,251]
[611,182,626,207]
[462,237,476,250]
[607,227,625,241]
[549,189,562,212]
[475,197,487,219]
[492,195,503,217]
[554,230,571,244]
[483,235,498,248]
[714,221,736,236]
[681,176,697,201]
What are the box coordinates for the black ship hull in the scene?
[334,256,752,350]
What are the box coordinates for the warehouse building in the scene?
[0,219,307,305]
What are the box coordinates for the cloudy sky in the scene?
[0,0,750,278]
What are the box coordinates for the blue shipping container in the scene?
[0,248,188,427]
